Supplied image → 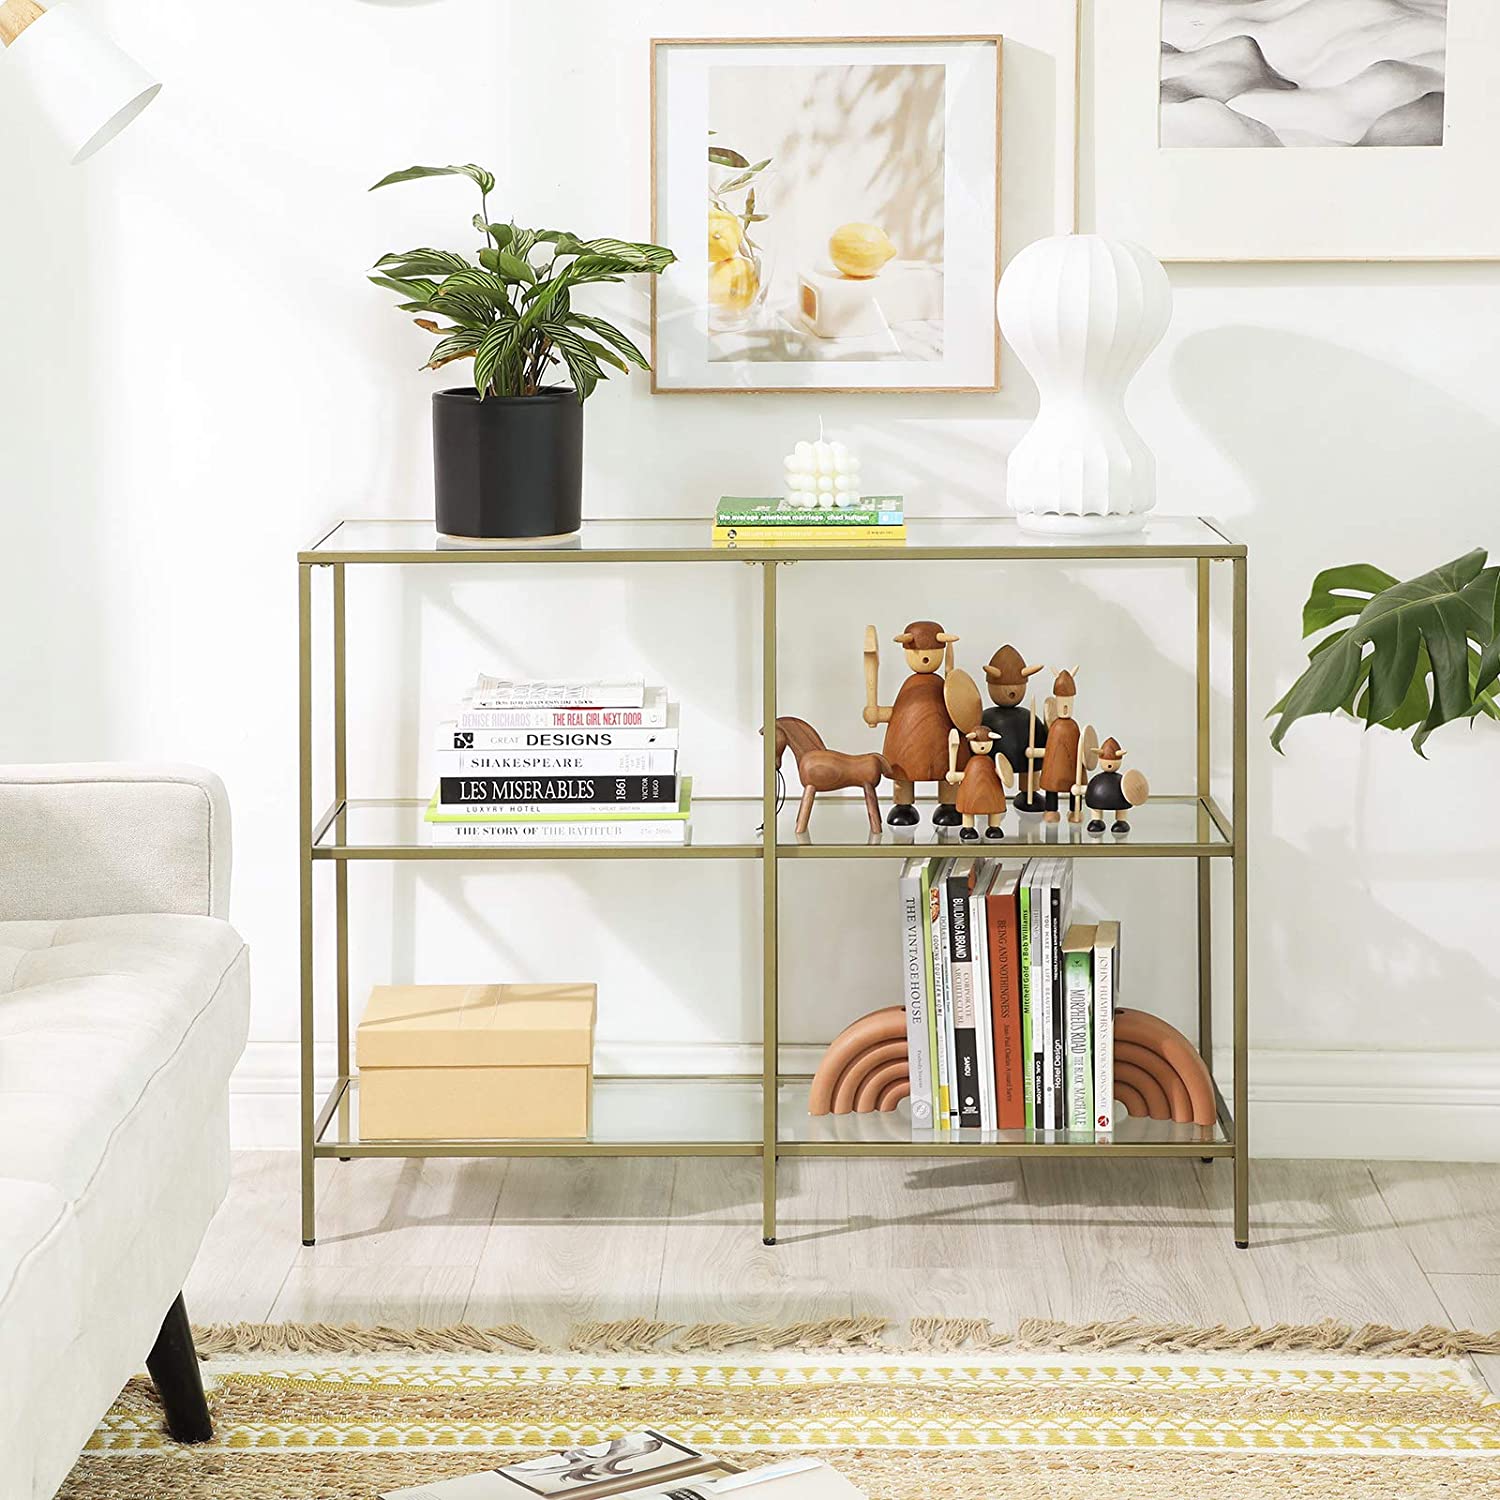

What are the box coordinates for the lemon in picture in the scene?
[709,254,758,312]
[709,208,742,262]
[829,222,896,279]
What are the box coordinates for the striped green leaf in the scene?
[370,163,496,196]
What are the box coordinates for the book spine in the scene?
[715,512,905,527]
[435,748,677,775]
[898,867,935,1128]
[920,863,941,1129]
[932,876,953,1128]
[1049,880,1065,1131]
[1018,880,1034,1130]
[428,820,685,844]
[456,701,667,729]
[714,525,906,541]
[439,775,676,806]
[436,802,668,818]
[1094,940,1115,1136]
[1037,867,1055,1130]
[1064,950,1093,1132]
[947,874,981,1130]
[990,887,1025,1131]
[468,682,644,709]
[971,887,995,1131]
[441,726,679,751]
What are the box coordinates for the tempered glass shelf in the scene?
[302,515,1244,564]
[312,795,1229,859]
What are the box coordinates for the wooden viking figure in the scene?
[981,644,1047,812]
[862,619,966,826]
[946,725,1013,841]
[1037,667,1090,823]
[1085,736,1150,834]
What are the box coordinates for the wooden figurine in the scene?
[772,716,890,836]
[862,620,966,827]
[1085,736,1150,834]
[1036,668,1094,824]
[942,666,1014,840]
[982,644,1048,812]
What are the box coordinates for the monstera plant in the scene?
[1270,550,1500,753]
[368,162,675,542]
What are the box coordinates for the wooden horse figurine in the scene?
[773,717,890,836]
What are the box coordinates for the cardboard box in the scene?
[356,983,596,1140]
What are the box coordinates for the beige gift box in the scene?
[356,983,596,1140]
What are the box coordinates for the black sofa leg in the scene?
[146,1293,213,1444]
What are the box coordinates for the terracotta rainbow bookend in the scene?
[771,717,890,836]
[1112,1009,1216,1128]
[808,1006,911,1116]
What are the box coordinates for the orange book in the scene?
[985,867,1026,1130]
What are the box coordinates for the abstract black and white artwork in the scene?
[1161,0,1450,147]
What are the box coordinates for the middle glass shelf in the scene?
[312,794,1231,860]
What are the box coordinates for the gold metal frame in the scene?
[297,516,1250,1249]
[648,35,1005,395]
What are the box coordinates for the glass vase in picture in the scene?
[708,162,773,332]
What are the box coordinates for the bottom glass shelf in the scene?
[314,1076,1231,1159]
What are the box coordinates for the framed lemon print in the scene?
[650,36,1003,393]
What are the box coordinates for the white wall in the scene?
[2,0,1497,1159]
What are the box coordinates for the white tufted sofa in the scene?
[0,765,251,1499]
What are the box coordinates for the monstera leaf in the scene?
[1270,549,1500,754]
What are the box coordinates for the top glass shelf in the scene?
[302,516,1244,564]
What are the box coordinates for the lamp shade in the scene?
[5,3,159,164]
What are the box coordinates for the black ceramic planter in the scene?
[432,387,583,541]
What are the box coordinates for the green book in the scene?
[715,496,904,527]
[424,778,692,823]
[1019,878,1033,1130]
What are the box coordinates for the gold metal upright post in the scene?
[1196,560,1213,1070]
[298,563,317,1246]
[1232,555,1250,1248]
[761,560,779,1245]
[333,566,350,1089]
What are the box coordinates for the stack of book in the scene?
[712,495,906,548]
[897,856,1119,1136]
[425,676,690,846]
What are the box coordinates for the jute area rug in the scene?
[59,1318,1500,1500]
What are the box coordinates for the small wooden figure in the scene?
[943,668,1015,841]
[862,621,966,827]
[1085,736,1151,834]
[771,716,890,836]
[1036,668,1085,822]
[982,644,1048,812]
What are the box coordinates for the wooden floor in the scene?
[187,1153,1500,1391]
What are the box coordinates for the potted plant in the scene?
[370,163,675,541]
[1270,550,1500,751]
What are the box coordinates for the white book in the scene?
[1093,920,1119,1137]
[898,858,935,1128]
[428,819,688,845]
[457,686,669,730]
[970,864,996,1131]
[436,717,680,752]
[469,674,645,709]
[434,748,677,776]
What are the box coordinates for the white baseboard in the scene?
[231,1040,1500,1162]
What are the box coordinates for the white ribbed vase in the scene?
[997,235,1172,534]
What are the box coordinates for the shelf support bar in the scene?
[761,560,779,1245]
[333,565,350,1087]
[1196,559,1213,1076]
[1231,554,1250,1247]
[298,562,317,1245]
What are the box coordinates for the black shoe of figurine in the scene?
[886,803,920,827]
[1087,819,1106,834]
[931,804,962,827]
[1111,819,1131,834]
[959,827,979,842]
[985,826,1005,840]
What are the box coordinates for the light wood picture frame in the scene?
[650,35,1004,394]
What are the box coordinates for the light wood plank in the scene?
[184,1151,300,1324]
[1200,1160,1451,1327]
[466,1157,673,1342]
[270,1264,475,1326]
[1371,1161,1500,1275]
[1023,1158,1251,1326]
[1426,1272,1500,1395]
[294,1156,506,1268]
[656,1159,852,1326]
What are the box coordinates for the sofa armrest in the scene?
[0,764,231,921]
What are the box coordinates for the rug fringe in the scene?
[192,1315,1500,1359]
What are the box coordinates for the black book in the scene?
[946,860,983,1130]
[439,774,677,806]
[1050,878,1065,1129]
